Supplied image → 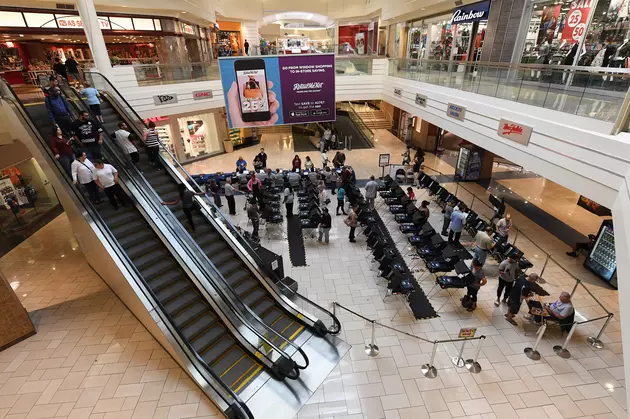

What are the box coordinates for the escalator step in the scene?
[263,309,289,333]
[216,259,243,277]
[111,220,147,239]
[155,183,178,196]
[183,311,219,340]
[189,321,225,350]
[207,249,234,267]
[140,259,177,281]
[118,229,154,249]
[241,287,266,306]
[173,301,208,328]
[131,249,169,270]
[126,239,162,260]
[163,290,199,316]
[194,233,221,248]
[148,269,183,291]
[102,210,137,228]
[223,269,250,287]
[214,348,255,388]
[161,191,179,203]
[155,280,191,304]
[251,298,275,317]
[233,279,259,297]
[201,335,235,363]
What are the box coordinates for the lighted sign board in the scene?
[0,10,162,32]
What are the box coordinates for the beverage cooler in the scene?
[584,220,617,288]
[455,147,485,181]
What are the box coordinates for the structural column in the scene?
[75,0,113,79]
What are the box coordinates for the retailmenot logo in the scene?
[293,82,324,91]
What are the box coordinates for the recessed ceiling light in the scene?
[19,34,24,37]
[182,11,187,13]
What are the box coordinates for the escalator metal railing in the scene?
[83,71,342,337]
[0,79,254,419]
[54,79,305,379]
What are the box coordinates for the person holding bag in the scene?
[345,205,358,243]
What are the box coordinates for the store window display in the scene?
[179,114,222,159]
[407,22,428,59]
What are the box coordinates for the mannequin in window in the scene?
[533,41,551,79]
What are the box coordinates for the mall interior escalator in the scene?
[74,74,341,349]
[22,102,271,394]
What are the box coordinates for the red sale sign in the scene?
[561,0,593,43]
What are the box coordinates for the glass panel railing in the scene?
[0,78,254,419]
[347,105,375,147]
[389,58,630,122]
[132,62,220,85]
[83,71,342,336]
[249,43,379,56]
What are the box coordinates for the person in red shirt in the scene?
[407,187,416,201]
[50,125,76,176]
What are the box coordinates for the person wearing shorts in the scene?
[506,273,539,325]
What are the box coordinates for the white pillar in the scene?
[75,0,113,80]
[611,174,630,411]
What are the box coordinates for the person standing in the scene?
[236,156,247,172]
[292,155,302,171]
[248,172,263,210]
[318,208,332,244]
[496,213,512,241]
[143,121,162,169]
[464,260,487,312]
[71,151,100,204]
[448,206,467,243]
[92,160,127,209]
[162,184,205,231]
[247,198,260,239]
[321,151,328,169]
[52,57,68,80]
[318,183,328,209]
[50,125,76,176]
[45,87,74,134]
[244,39,250,55]
[495,255,518,306]
[473,227,495,266]
[336,150,346,167]
[305,156,314,171]
[71,110,103,160]
[80,82,103,123]
[506,273,539,326]
[364,176,378,210]
[257,148,267,169]
[336,186,347,215]
[283,184,294,217]
[418,200,430,220]
[224,178,237,215]
[114,122,140,167]
[207,179,222,208]
[346,205,358,243]
[442,202,453,236]
[65,55,82,82]
[401,147,411,165]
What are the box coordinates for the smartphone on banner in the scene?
[234,59,271,123]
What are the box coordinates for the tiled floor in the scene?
[0,215,221,419]
[0,150,625,419]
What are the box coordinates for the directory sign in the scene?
[219,54,336,129]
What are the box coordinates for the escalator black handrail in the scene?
[83,71,342,336]
[0,79,255,419]
[58,80,304,376]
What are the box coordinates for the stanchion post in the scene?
[570,279,580,298]
[454,182,460,199]
[524,323,547,360]
[512,228,520,246]
[553,322,578,359]
[452,339,467,368]
[587,314,613,349]
[537,253,549,284]
[465,336,484,373]
[365,320,380,356]
[421,341,438,378]
[470,195,476,211]
[331,302,337,319]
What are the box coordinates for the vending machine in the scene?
[455,147,485,181]
[584,220,617,288]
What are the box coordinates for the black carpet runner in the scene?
[286,216,307,267]
[369,211,438,319]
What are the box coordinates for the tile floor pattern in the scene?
[0,168,625,419]
[0,215,222,419]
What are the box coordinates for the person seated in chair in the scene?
[543,292,574,322]
[566,234,596,257]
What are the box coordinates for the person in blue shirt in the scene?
[448,206,469,243]
[336,186,347,215]
[45,87,74,134]
[236,156,247,172]
[80,82,103,123]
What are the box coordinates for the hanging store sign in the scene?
[394,88,402,97]
[153,93,179,106]
[497,119,532,145]
[192,90,214,100]
[57,15,111,29]
[182,23,196,35]
[415,93,427,106]
[451,0,492,24]
[447,103,466,120]
[561,0,593,43]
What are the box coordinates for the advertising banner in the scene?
[561,0,593,43]
[538,4,561,45]
[355,33,366,54]
[219,54,336,129]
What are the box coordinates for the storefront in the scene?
[212,21,242,57]
[518,0,630,71]
[339,21,378,54]
[0,143,63,256]
[0,7,212,84]
[145,110,226,164]
[405,0,491,61]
